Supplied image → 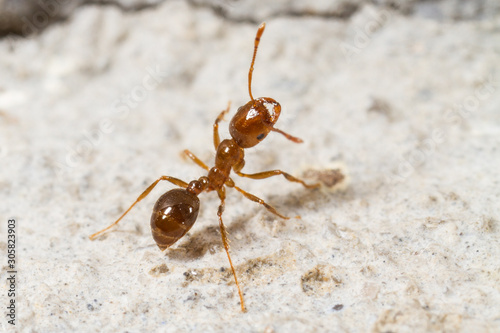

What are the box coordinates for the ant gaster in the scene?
[90,22,320,312]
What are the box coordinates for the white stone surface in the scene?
[0,1,499,332]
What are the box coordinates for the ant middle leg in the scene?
[89,176,189,240]
[216,187,246,312]
[234,169,320,189]
[213,101,231,150]
[182,149,210,171]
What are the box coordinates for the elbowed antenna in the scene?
[248,22,266,103]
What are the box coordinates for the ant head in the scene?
[229,97,281,148]
[228,23,303,149]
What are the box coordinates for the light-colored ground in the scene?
[1,1,499,332]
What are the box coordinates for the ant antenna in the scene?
[248,22,266,103]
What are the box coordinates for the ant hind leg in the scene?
[230,184,291,219]
[217,187,246,312]
[89,176,189,240]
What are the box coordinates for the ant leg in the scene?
[182,149,209,171]
[229,184,290,220]
[213,101,231,150]
[89,176,189,240]
[217,187,246,312]
[235,169,320,189]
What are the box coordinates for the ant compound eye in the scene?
[257,133,265,140]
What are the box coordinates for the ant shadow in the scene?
[163,185,350,262]
[164,210,253,262]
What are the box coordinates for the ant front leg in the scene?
[89,176,189,240]
[213,101,231,150]
[216,187,246,312]
[182,149,210,171]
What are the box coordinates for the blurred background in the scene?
[1,0,500,37]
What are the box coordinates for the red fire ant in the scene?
[90,22,320,312]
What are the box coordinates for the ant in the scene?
[90,22,320,312]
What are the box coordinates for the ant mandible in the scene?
[90,22,320,312]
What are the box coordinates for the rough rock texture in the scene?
[1,1,499,332]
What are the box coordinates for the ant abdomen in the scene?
[150,188,200,250]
